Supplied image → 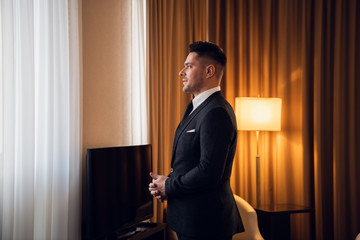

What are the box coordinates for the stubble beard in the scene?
[182,81,202,96]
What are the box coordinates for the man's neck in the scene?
[190,86,221,114]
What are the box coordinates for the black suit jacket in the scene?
[165,91,244,238]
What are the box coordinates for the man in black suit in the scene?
[149,41,244,240]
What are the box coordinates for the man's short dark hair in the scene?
[189,41,227,67]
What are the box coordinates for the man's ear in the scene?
[205,64,216,78]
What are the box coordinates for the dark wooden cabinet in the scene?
[118,223,166,240]
[255,204,314,240]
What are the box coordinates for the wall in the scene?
[82,0,132,151]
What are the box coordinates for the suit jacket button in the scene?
[170,168,174,173]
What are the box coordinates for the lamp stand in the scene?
[256,131,261,207]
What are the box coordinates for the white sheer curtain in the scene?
[0,0,80,239]
[130,0,148,144]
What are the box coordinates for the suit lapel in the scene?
[171,92,222,166]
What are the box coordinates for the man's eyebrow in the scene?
[184,62,192,66]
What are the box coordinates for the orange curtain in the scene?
[148,0,207,227]
[148,0,360,239]
[208,0,313,239]
[208,0,360,239]
[313,0,360,239]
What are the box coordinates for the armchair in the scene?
[232,195,264,240]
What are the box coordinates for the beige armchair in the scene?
[232,195,264,240]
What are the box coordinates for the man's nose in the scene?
[179,68,185,77]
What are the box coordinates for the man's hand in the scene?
[149,172,168,201]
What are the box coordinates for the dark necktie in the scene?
[182,101,193,120]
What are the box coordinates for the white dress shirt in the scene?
[190,86,221,115]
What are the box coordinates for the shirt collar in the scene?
[191,86,221,113]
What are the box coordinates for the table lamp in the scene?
[235,97,282,206]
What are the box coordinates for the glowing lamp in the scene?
[235,97,282,206]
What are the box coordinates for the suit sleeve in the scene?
[165,107,235,197]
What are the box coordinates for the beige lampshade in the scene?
[235,97,282,131]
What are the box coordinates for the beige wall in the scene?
[82,0,132,151]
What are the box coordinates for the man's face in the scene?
[179,52,206,96]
